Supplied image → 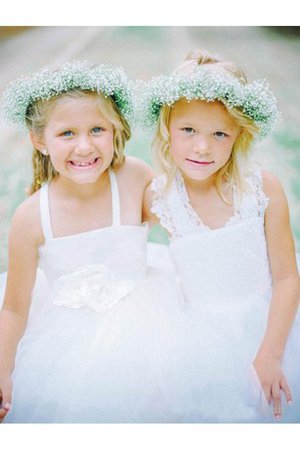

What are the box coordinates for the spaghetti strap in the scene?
[39,184,54,240]
[108,169,121,226]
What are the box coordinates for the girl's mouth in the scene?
[186,158,214,166]
[68,157,99,169]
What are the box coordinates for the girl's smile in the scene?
[67,157,101,170]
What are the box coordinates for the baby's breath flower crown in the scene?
[140,66,279,137]
[1,61,133,126]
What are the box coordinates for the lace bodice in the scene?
[38,169,147,312]
[151,169,269,239]
[151,168,272,308]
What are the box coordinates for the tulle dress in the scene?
[2,169,185,423]
[151,168,300,423]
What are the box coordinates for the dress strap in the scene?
[39,183,54,240]
[237,167,270,220]
[251,167,270,217]
[108,169,121,226]
[150,172,197,239]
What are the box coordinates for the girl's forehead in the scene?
[170,98,235,124]
[53,94,99,110]
[47,96,110,122]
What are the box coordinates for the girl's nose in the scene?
[193,137,210,155]
[74,135,93,154]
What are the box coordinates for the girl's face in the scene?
[169,99,240,183]
[35,96,115,185]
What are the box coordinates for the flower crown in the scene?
[139,66,279,137]
[1,61,133,126]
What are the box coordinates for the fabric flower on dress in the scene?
[51,264,136,313]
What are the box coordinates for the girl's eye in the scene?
[182,127,195,134]
[62,130,73,137]
[91,127,103,134]
[214,131,228,139]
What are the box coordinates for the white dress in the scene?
[151,169,300,423]
[2,169,185,423]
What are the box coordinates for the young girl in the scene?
[143,50,300,423]
[0,61,184,423]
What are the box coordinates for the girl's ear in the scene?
[29,130,46,154]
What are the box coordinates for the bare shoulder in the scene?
[10,189,43,245]
[12,190,40,227]
[261,170,291,230]
[261,170,287,203]
[117,156,154,186]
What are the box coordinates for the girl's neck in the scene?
[180,170,233,205]
[180,170,217,195]
[50,170,110,201]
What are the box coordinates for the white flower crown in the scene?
[138,66,279,138]
[1,61,133,126]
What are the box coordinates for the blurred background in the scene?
[0,26,299,271]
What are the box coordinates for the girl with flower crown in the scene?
[0,61,185,423]
[143,50,300,423]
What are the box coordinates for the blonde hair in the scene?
[26,90,131,194]
[152,50,260,202]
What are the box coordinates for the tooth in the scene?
[71,159,96,166]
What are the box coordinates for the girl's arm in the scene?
[142,183,160,227]
[0,200,40,420]
[116,155,155,225]
[253,171,300,419]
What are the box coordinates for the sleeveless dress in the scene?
[151,169,300,423]
[3,169,185,423]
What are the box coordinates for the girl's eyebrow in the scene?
[55,122,105,129]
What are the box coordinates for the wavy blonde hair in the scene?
[26,90,131,194]
[152,50,260,202]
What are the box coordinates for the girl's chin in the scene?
[181,168,215,181]
[63,171,106,185]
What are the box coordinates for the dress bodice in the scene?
[38,169,147,312]
[151,169,272,309]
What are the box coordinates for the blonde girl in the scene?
[143,50,300,423]
[0,61,183,423]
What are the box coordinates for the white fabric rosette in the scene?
[51,264,136,313]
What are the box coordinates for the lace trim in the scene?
[150,176,179,237]
[175,171,241,232]
[250,168,270,217]
[150,168,269,239]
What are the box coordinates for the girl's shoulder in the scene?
[261,170,286,200]
[117,156,155,187]
[10,189,43,246]
[243,168,287,217]
[260,170,290,220]
[244,166,285,201]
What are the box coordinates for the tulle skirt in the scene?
[2,245,186,423]
[177,288,300,423]
[1,250,300,423]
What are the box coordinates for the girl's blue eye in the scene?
[214,131,227,139]
[62,130,73,137]
[92,127,103,134]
